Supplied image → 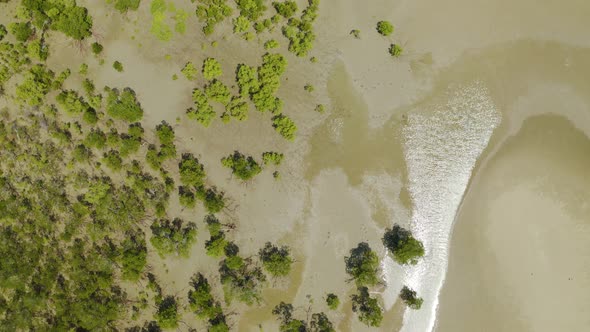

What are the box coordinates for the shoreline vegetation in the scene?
[0,0,422,331]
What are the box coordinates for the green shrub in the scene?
[150,218,198,257]
[9,22,33,42]
[0,24,7,41]
[113,0,141,12]
[188,273,224,321]
[315,104,325,113]
[382,225,424,265]
[195,0,232,35]
[399,286,423,310]
[281,0,319,56]
[179,153,206,187]
[273,1,298,18]
[105,87,143,122]
[187,89,215,127]
[102,150,123,171]
[72,144,92,162]
[376,20,393,36]
[119,229,147,281]
[304,84,314,92]
[259,242,292,277]
[85,129,107,149]
[15,65,55,106]
[350,29,361,39]
[232,15,250,35]
[92,42,104,54]
[222,96,249,122]
[155,296,179,329]
[113,61,124,72]
[27,39,48,61]
[204,79,231,105]
[272,114,297,140]
[326,293,339,310]
[351,286,383,327]
[344,242,380,287]
[56,90,92,115]
[389,43,403,57]
[181,61,199,80]
[262,152,283,166]
[203,57,222,80]
[179,186,197,208]
[221,151,262,181]
[236,0,266,21]
[264,39,279,49]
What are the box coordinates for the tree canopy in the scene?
[382,225,425,265]
[259,242,293,277]
[351,286,383,327]
[344,242,380,287]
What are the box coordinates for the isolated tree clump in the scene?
[219,254,266,305]
[221,151,262,181]
[281,0,319,56]
[376,20,394,36]
[262,151,284,165]
[382,224,424,265]
[259,242,293,277]
[272,301,335,332]
[400,286,424,310]
[105,87,144,122]
[344,242,380,287]
[181,61,199,80]
[150,218,198,257]
[389,43,403,57]
[272,114,297,141]
[326,293,340,310]
[351,286,383,327]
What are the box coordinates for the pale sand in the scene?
[438,114,590,332]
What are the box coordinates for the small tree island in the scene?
[382,224,425,265]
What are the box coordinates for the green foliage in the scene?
[235,64,260,97]
[150,218,198,257]
[113,0,141,12]
[201,186,225,213]
[179,186,197,208]
[235,0,266,21]
[20,0,93,40]
[179,153,206,187]
[376,20,393,36]
[105,87,143,122]
[113,61,124,72]
[315,104,325,113]
[344,242,380,287]
[222,96,249,122]
[150,0,172,41]
[91,42,103,55]
[26,39,48,60]
[119,229,147,281]
[281,0,319,56]
[102,149,123,171]
[273,1,298,18]
[272,114,297,141]
[203,57,222,80]
[351,286,383,327]
[259,242,292,277]
[16,64,55,106]
[187,88,215,127]
[0,24,7,41]
[72,144,92,162]
[205,79,231,105]
[237,53,287,114]
[181,61,198,80]
[382,225,424,265]
[219,256,266,305]
[85,129,107,149]
[389,43,403,57]
[56,90,92,115]
[272,302,335,332]
[155,296,178,329]
[204,215,228,257]
[264,39,279,50]
[232,15,250,35]
[304,83,314,92]
[350,29,360,39]
[188,273,227,329]
[195,0,233,35]
[9,22,33,42]
[326,293,339,310]
[221,151,262,181]
[399,286,423,310]
[262,151,283,165]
